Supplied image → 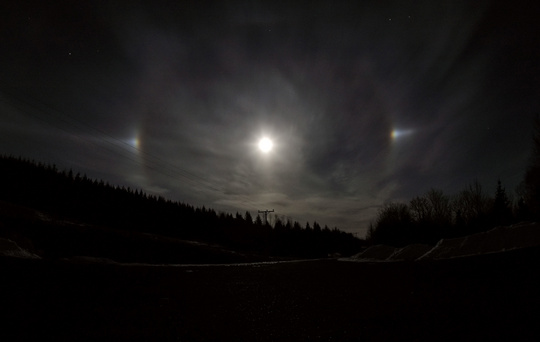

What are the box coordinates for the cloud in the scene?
[1,0,537,237]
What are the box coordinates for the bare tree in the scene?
[410,195,431,223]
[452,180,491,230]
[371,202,412,246]
[409,189,452,227]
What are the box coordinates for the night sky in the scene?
[1,0,539,236]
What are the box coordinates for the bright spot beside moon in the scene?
[391,129,414,140]
[258,137,273,153]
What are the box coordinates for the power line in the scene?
[258,209,274,225]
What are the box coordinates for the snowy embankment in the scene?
[0,201,273,264]
[346,222,540,262]
[0,238,41,259]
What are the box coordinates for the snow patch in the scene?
[419,222,540,260]
[389,244,433,261]
[348,245,397,261]
[344,222,540,262]
[0,238,41,259]
[66,256,119,264]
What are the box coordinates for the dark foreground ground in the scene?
[2,248,540,341]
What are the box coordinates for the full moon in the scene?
[258,138,273,153]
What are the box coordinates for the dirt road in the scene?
[2,249,540,341]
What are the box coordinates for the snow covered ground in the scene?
[3,218,540,264]
[0,238,40,259]
[346,222,540,262]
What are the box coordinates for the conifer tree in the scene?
[522,116,540,218]
[244,211,253,224]
[493,179,513,226]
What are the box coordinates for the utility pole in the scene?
[258,209,274,226]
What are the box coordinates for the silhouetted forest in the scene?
[367,181,522,247]
[368,117,540,247]
[0,155,363,258]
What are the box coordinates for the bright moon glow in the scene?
[258,138,273,153]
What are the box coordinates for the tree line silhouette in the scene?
[366,181,520,247]
[368,116,540,247]
[0,155,362,258]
